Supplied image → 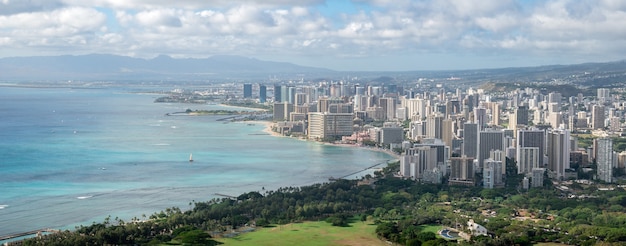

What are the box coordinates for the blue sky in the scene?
[0,0,625,71]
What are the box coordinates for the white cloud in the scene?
[0,7,105,33]
[1,0,626,70]
[136,9,182,27]
[63,0,324,9]
[0,0,65,15]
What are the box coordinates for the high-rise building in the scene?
[328,103,353,113]
[548,112,563,129]
[449,155,475,186]
[404,98,426,120]
[426,113,444,139]
[474,107,487,129]
[478,130,505,169]
[463,123,479,158]
[492,103,501,126]
[531,168,545,187]
[307,112,353,140]
[596,137,614,183]
[547,129,570,180]
[400,146,437,180]
[295,93,308,106]
[274,85,282,102]
[441,119,455,147]
[518,147,540,175]
[273,102,294,121]
[317,97,345,113]
[517,129,545,173]
[380,127,404,145]
[598,88,611,104]
[515,105,529,126]
[287,86,296,104]
[483,159,503,189]
[411,139,449,168]
[548,92,562,106]
[379,97,397,120]
[259,85,267,103]
[243,83,252,98]
[610,117,621,132]
[592,104,605,130]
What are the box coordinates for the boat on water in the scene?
[189,153,194,162]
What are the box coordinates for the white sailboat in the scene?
[189,153,194,162]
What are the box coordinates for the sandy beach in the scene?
[250,120,400,159]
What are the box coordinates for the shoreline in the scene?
[2,120,397,244]
[252,120,400,160]
[218,103,268,111]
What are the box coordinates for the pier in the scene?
[332,159,391,180]
[0,229,59,241]
[214,193,238,199]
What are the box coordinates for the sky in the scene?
[0,0,625,71]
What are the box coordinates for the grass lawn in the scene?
[217,220,388,246]
[418,224,444,235]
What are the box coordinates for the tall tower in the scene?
[518,147,540,175]
[259,85,267,103]
[483,159,503,189]
[474,107,487,129]
[441,118,455,147]
[596,137,613,183]
[426,113,444,139]
[450,155,475,184]
[598,88,611,105]
[478,130,505,169]
[274,85,282,102]
[592,104,605,130]
[401,146,437,180]
[514,105,529,126]
[463,123,479,158]
[547,129,570,180]
[243,84,252,98]
[517,129,545,173]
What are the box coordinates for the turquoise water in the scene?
[0,86,393,237]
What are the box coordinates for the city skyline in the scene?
[1,0,625,71]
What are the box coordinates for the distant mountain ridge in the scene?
[0,54,334,81]
[1,54,625,84]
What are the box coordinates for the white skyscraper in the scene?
[598,88,611,104]
[596,138,614,183]
[518,147,540,175]
[483,159,503,189]
[474,107,487,129]
[517,129,545,173]
[547,129,570,180]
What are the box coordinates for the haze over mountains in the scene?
[0,54,332,81]
[0,54,625,85]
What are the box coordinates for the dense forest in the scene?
[21,161,626,246]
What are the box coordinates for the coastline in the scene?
[2,89,398,244]
[253,120,400,160]
[218,103,267,111]
[2,121,396,244]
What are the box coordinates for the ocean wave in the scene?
[76,196,93,200]
[151,143,171,146]
[0,204,8,209]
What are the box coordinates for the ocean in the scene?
[0,85,393,239]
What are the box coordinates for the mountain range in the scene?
[1,54,625,84]
[0,54,333,81]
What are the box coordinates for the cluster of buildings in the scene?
[244,82,626,187]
